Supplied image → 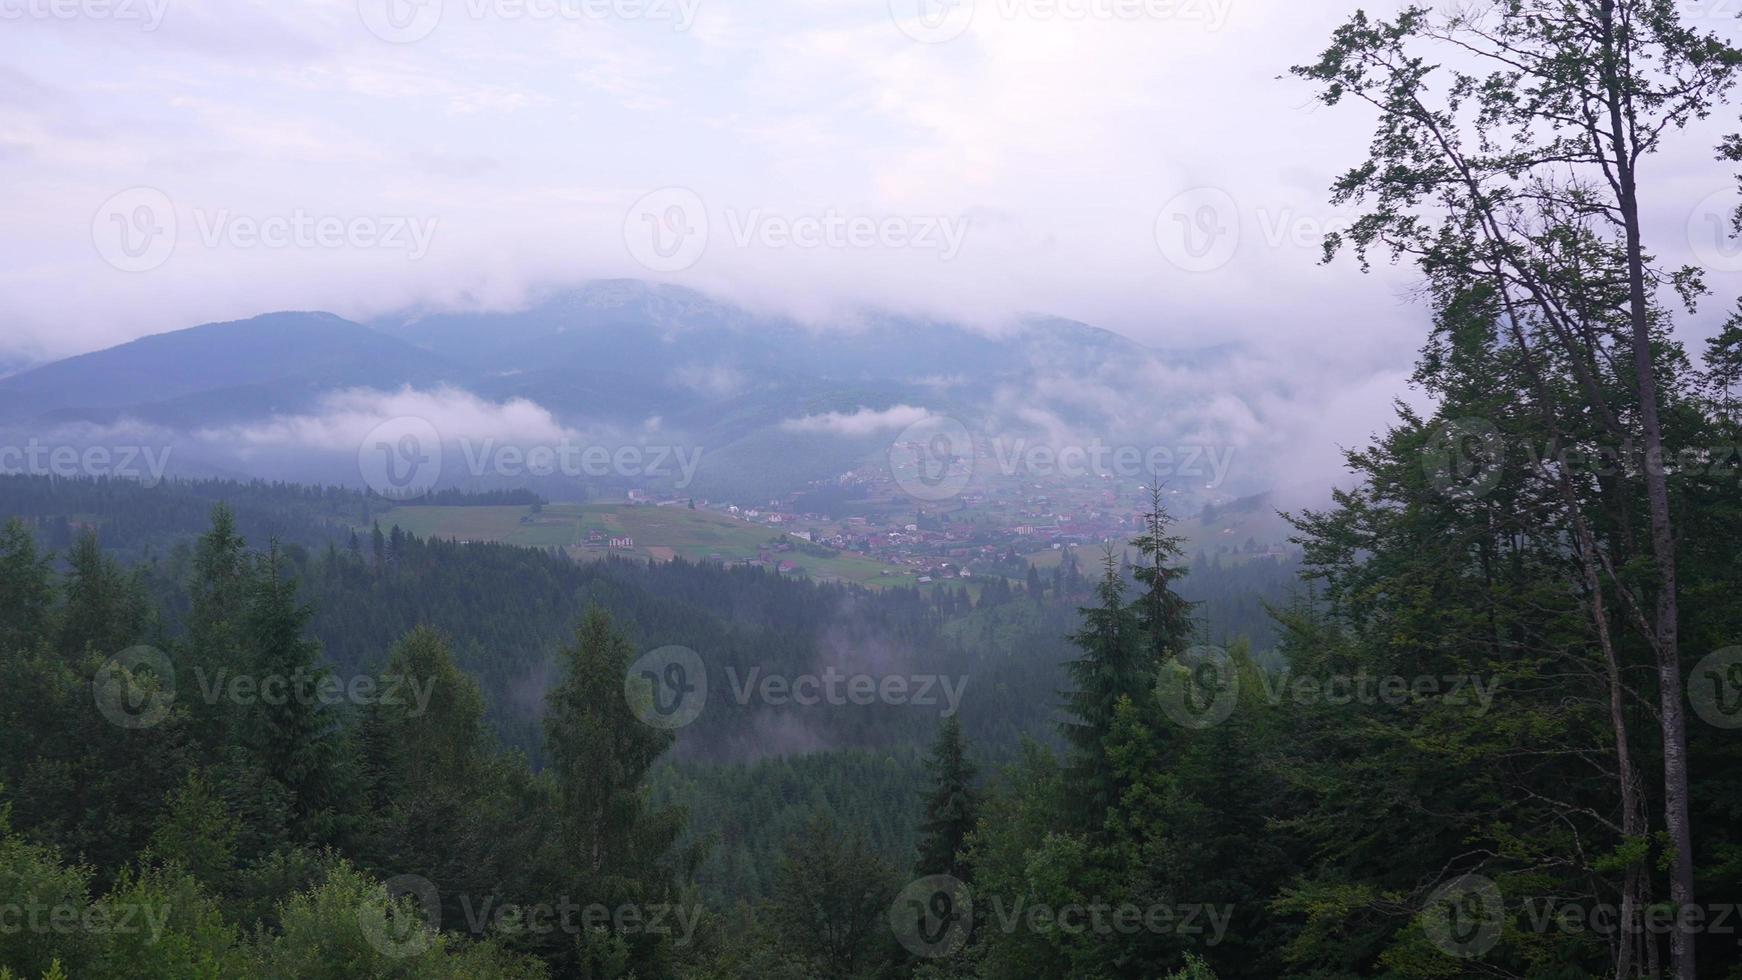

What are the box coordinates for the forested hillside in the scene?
[0,481,1301,977]
[4,2,1742,976]
[0,474,1299,916]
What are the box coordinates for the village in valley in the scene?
[378,444,1296,592]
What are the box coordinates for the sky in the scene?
[1,0,1738,422]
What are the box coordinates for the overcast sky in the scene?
[2,0,1737,391]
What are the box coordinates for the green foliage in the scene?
[653,750,926,906]
[765,814,900,979]
[913,717,978,882]
[252,860,546,980]
[145,771,240,893]
[1058,550,1146,830]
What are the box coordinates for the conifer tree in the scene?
[189,504,247,641]
[0,519,53,656]
[1058,548,1142,829]
[544,607,676,882]
[1131,489,1195,665]
[57,530,146,661]
[914,715,978,882]
[242,542,334,828]
[769,813,897,978]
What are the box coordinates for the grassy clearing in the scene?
[374,502,934,588]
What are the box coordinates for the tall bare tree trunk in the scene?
[1597,4,1695,972]
[1498,281,1652,978]
[1621,179,1695,979]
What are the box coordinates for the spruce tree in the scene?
[914,715,978,882]
[1131,489,1195,665]
[1058,548,1142,829]
[186,507,249,741]
[770,813,897,978]
[544,607,675,880]
[0,519,53,656]
[539,607,688,976]
[188,504,246,641]
[57,530,146,661]
[242,542,334,829]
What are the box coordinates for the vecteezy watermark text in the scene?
[0,0,168,29]
[0,899,171,945]
[359,416,705,499]
[191,209,438,260]
[1154,645,1499,730]
[622,647,970,731]
[1421,873,1742,960]
[724,666,968,716]
[359,0,702,44]
[621,187,972,272]
[358,874,702,959]
[0,440,172,484]
[990,438,1236,487]
[93,646,439,730]
[986,896,1232,942]
[93,188,439,273]
[888,874,1231,961]
[889,0,1233,44]
[1422,418,1742,500]
[721,209,970,260]
[191,667,437,716]
[456,439,703,485]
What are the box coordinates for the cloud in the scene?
[781,404,931,436]
[197,385,573,455]
[671,363,748,397]
[5,0,1736,498]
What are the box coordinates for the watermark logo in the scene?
[0,440,173,485]
[358,420,707,498]
[94,659,439,730]
[359,0,699,41]
[1689,646,1742,729]
[1155,644,1238,729]
[890,875,973,958]
[1689,188,1742,273]
[93,188,438,270]
[890,0,1231,40]
[94,187,176,273]
[625,187,708,273]
[623,190,969,267]
[989,438,1236,488]
[360,416,444,499]
[625,645,707,729]
[888,415,974,502]
[456,438,704,487]
[189,209,438,259]
[1423,417,1504,500]
[1,0,170,29]
[455,895,702,943]
[1158,649,1499,730]
[1678,0,1742,19]
[889,0,975,43]
[985,897,1232,941]
[359,0,443,42]
[1254,665,1497,717]
[359,877,703,951]
[722,209,970,259]
[1417,883,1742,959]
[190,667,437,716]
[723,666,967,716]
[1155,187,1239,273]
[359,873,441,959]
[0,898,171,944]
[92,645,176,730]
[1422,874,1503,959]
